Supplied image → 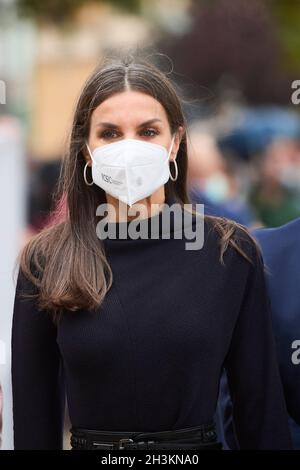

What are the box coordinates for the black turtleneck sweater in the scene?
[11,200,292,449]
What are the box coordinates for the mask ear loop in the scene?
[167,133,177,159]
[168,133,178,182]
[85,141,95,163]
[84,141,94,186]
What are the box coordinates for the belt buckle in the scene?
[118,438,134,450]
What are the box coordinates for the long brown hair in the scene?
[16,51,260,322]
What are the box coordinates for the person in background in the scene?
[249,138,300,227]
[187,130,257,227]
[27,160,62,233]
[220,216,300,449]
[20,160,62,247]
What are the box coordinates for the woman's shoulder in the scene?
[15,221,66,293]
[203,214,262,268]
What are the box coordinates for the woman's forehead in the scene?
[90,91,168,127]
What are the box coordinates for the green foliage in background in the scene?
[16,0,142,24]
[270,0,300,72]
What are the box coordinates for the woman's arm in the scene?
[223,241,293,449]
[11,268,65,449]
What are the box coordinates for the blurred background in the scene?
[1,0,300,449]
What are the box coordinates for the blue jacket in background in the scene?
[219,217,300,449]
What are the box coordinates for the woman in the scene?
[11,54,292,450]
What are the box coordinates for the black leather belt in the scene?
[70,421,223,450]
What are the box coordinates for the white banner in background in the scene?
[0,117,26,450]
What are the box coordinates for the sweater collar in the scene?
[98,195,197,241]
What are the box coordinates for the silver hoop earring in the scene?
[169,159,178,182]
[84,162,94,186]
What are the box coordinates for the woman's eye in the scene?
[100,128,159,139]
[101,130,118,139]
[142,128,159,137]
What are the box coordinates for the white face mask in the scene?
[86,134,176,206]
[203,172,230,203]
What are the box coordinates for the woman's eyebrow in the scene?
[96,118,163,129]
[137,118,163,128]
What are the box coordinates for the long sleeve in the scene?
[11,268,65,449]
[223,243,293,449]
